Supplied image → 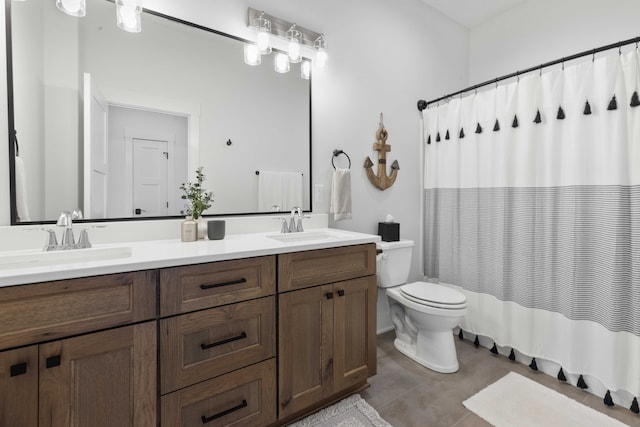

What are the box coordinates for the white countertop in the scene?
[0,228,380,287]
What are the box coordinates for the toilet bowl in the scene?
[377,240,467,373]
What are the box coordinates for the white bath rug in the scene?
[463,372,629,427]
[288,394,392,427]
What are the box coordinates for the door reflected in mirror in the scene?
[8,0,311,223]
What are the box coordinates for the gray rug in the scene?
[289,394,392,427]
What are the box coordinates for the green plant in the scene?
[180,167,214,219]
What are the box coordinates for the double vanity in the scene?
[0,228,379,426]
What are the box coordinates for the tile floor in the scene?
[361,331,640,427]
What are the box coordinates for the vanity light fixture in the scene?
[301,60,311,80]
[247,8,326,72]
[274,52,290,73]
[116,0,142,33]
[244,43,261,66]
[314,34,328,68]
[56,0,86,17]
[286,24,302,63]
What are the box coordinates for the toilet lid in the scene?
[400,282,466,307]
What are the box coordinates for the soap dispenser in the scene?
[181,216,197,242]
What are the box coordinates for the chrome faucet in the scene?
[57,209,83,249]
[288,207,306,233]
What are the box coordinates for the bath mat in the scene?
[463,372,629,427]
[288,394,392,427]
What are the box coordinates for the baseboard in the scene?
[376,326,394,335]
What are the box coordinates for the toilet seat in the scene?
[400,282,466,310]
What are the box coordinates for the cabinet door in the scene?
[39,322,157,427]
[278,285,334,419]
[333,276,377,392]
[0,345,38,427]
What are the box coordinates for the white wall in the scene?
[469,0,640,84]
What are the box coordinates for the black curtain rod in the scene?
[417,35,640,111]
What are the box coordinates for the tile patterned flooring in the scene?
[361,331,640,427]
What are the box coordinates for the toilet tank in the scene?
[376,240,414,288]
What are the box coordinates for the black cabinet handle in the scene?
[337,289,345,297]
[326,292,334,300]
[10,362,27,377]
[201,332,247,350]
[200,278,247,290]
[201,399,247,424]
[46,355,61,369]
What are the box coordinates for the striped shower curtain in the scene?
[423,48,640,407]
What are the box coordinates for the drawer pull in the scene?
[46,355,61,369]
[200,278,247,290]
[201,399,247,424]
[337,289,345,297]
[10,362,27,377]
[201,332,247,350]
[326,292,334,300]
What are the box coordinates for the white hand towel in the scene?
[14,156,30,221]
[258,171,283,211]
[281,172,303,210]
[330,168,351,221]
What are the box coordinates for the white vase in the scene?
[196,217,207,239]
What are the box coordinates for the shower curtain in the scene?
[422,49,640,405]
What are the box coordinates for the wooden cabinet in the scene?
[159,257,278,427]
[39,322,157,427]
[0,272,157,427]
[278,244,377,421]
[0,346,38,427]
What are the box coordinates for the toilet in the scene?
[376,240,467,373]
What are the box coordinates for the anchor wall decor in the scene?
[364,113,399,191]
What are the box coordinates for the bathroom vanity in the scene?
[0,229,378,426]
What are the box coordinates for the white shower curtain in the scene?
[423,49,640,407]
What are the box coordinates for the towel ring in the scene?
[332,149,351,170]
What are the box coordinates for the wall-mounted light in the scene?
[247,8,326,75]
[116,0,142,33]
[274,52,290,73]
[56,0,86,17]
[301,60,311,80]
[244,43,261,66]
[286,25,302,63]
[314,34,328,68]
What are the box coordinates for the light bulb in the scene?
[274,53,290,73]
[316,48,328,68]
[301,61,311,80]
[244,44,261,66]
[116,0,141,32]
[56,0,86,17]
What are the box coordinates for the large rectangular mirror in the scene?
[7,0,311,223]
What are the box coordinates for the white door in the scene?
[132,139,169,217]
[83,73,109,219]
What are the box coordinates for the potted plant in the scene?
[180,166,214,239]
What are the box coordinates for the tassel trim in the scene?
[508,349,516,361]
[604,390,614,407]
[557,368,567,382]
[459,128,465,139]
[631,397,639,414]
[490,343,499,355]
[577,375,588,389]
[493,119,500,132]
[475,123,483,134]
[474,335,480,348]
[445,129,450,140]
[533,109,542,124]
[512,115,519,128]
[427,135,431,145]
[436,132,441,142]
[529,358,538,371]
[583,100,592,115]
[631,91,640,107]
[458,329,464,340]
[557,106,566,120]
[607,95,617,111]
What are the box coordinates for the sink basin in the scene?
[266,230,344,243]
[0,246,132,270]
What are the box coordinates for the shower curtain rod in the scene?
[417,35,640,111]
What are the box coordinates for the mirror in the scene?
[7,0,311,223]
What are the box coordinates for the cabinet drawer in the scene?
[160,296,275,394]
[161,358,276,427]
[278,244,376,292]
[160,256,275,316]
[0,271,157,351]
